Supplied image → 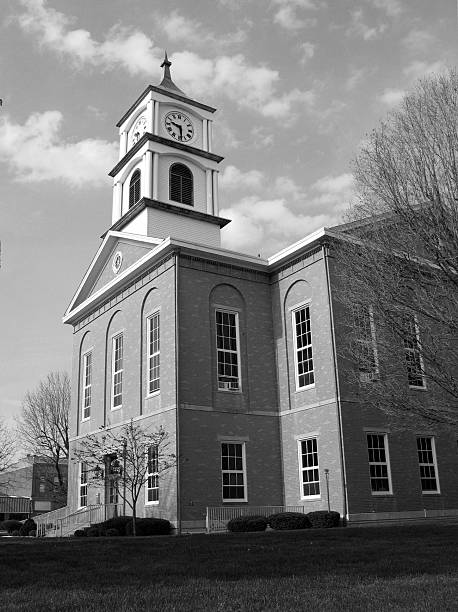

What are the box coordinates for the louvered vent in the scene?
[170,163,193,206]
[129,170,141,209]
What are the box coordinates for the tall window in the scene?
[298,438,320,498]
[82,351,92,420]
[112,334,123,409]
[216,310,240,391]
[147,313,160,394]
[79,463,88,508]
[129,169,141,208]
[293,305,314,389]
[417,437,439,493]
[403,314,425,388]
[146,446,159,504]
[367,433,392,494]
[353,305,379,382]
[109,479,119,505]
[169,163,193,206]
[221,442,247,501]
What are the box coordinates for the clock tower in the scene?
[107,53,229,248]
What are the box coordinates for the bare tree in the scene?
[17,372,70,497]
[72,420,175,535]
[334,68,457,426]
[0,419,16,490]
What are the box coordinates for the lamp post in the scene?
[324,469,331,512]
[122,439,127,516]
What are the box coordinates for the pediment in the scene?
[65,231,163,316]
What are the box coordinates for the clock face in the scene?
[164,111,194,143]
[131,116,147,145]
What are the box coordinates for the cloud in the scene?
[155,10,246,48]
[220,165,265,191]
[250,126,275,149]
[347,9,386,40]
[403,60,448,82]
[299,42,315,64]
[0,111,117,186]
[402,30,436,55]
[378,88,405,107]
[345,67,366,91]
[369,0,402,18]
[272,0,318,30]
[15,0,159,75]
[14,1,313,120]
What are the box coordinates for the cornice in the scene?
[116,84,216,128]
[108,133,224,178]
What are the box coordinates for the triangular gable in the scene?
[65,231,163,315]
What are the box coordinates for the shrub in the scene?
[1,520,23,534]
[74,529,85,537]
[85,527,100,537]
[11,530,21,536]
[268,512,311,531]
[105,528,120,537]
[125,518,172,536]
[29,530,37,537]
[227,515,268,533]
[307,511,340,528]
[92,516,132,537]
[19,518,37,536]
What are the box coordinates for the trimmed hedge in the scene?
[92,516,132,537]
[307,511,340,528]
[125,518,172,536]
[105,528,120,537]
[11,530,21,536]
[74,529,85,537]
[85,527,100,537]
[1,520,23,534]
[19,518,37,536]
[227,515,268,533]
[268,512,311,531]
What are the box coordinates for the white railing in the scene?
[206,505,306,533]
[35,506,69,537]
[57,503,125,537]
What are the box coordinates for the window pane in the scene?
[294,307,314,389]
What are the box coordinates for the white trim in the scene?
[292,304,315,391]
[221,441,247,503]
[145,446,159,506]
[404,314,427,389]
[297,436,321,500]
[417,436,440,494]
[146,311,160,395]
[215,309,242,392]
[111,332,124,410]
[217,435,250,442]
[366,432,393,496]
[78,462,88,509]
[81,350,93,422]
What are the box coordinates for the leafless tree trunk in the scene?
[0,419,16,490]
[334,68,457,427]
[17,371,70,492]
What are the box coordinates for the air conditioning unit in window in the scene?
[220,381,239,390]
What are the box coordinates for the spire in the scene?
[158,51,186,95]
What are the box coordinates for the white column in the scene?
[207,121,213,152]
[202,119,208,151]
[206,170,212,214]
[212,170,219,216]
[144,150,153,199]
[112,181,123,224]
[119,131,127,160]
[152,152,159,200]
[153,101,159,136]
[146,100,153,133]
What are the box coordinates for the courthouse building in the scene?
[64,56,458,531]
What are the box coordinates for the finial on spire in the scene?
[158,51,185,95]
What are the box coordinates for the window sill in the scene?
[222,499,248,503]
[145,500,159,506]
[217,388,242,394]
[146,391,160,399]
[408,385,427,391]
[371,492,394,497]
[421,491,441,495]
[111,406,122,411]
[295,384,315,393]
[81,417,91,423]
[300,495,321,501]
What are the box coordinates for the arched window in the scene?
[170,163,193,206]
[129,169,141,209]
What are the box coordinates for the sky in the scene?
[0,0,456,427]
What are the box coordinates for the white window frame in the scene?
[145,446,159,505]
[221,442,247,502]
[108,478,119,505]
[297,437,321,500]
[354,305,379,382]
[366,433,393,495]
[215,309,241,392]
[111,332,124,410]
[147,312,160,396]
[417,436,440,494]
[81,350,92,421]
[292,304,315,391]
[403,315,426,389]
[79,462,88,509]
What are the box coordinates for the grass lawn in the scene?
[1,523,458,611]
